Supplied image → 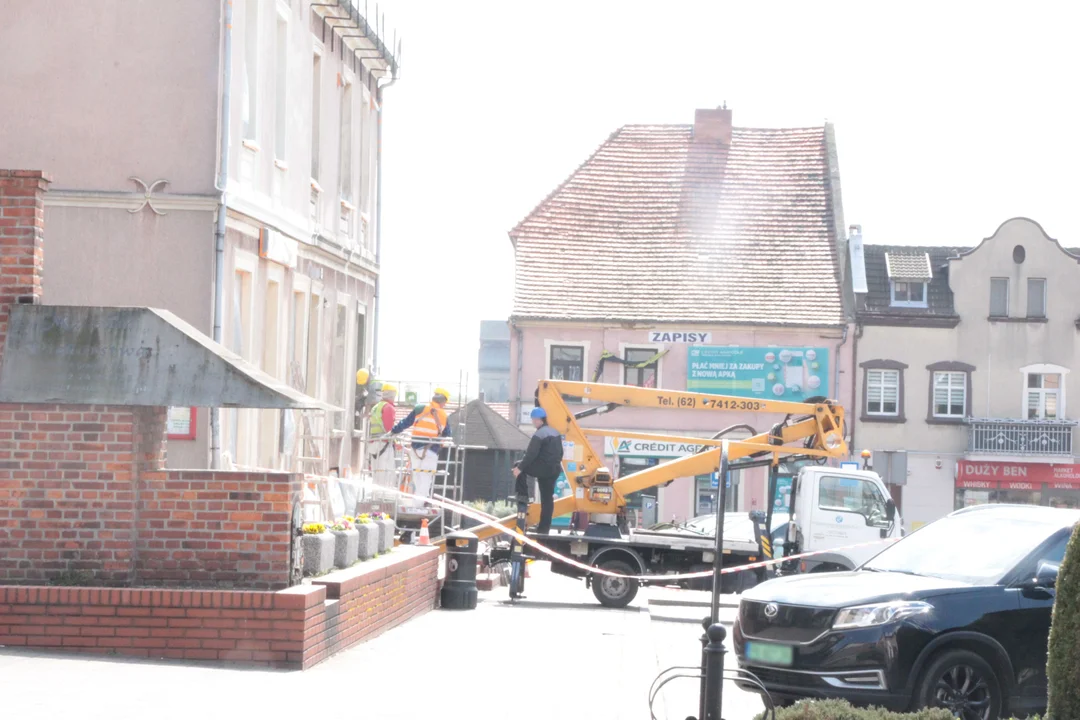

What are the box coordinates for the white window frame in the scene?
[273,8,289,166]
[242,0,261,143]
[1026,277,1047,319]
[618,343,663,389]
[990,277,1010,318]
[330,296,352,433]
[310,46,324,184]
[543,339,590,384]
[288,278,311,388]
[865,368,901,417]
[1020,364,1069,420]
[889,280,928,308]
[931,370,967,419]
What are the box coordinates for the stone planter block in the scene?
[376,518,395,553]
[357,523,379,560]
[302,533,335,575]
[332,529,360,568]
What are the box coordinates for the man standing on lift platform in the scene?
[512,407,564,535]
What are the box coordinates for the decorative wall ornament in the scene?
[128,176,169,216]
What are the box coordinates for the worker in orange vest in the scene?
[391,388,452,507]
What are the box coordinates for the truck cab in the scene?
[784,466,902,573]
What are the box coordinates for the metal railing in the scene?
[967,418,1077,456]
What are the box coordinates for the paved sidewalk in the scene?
[0,564,765,720]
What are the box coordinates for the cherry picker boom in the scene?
[443,380,865,607]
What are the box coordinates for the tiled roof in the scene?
[858,245,968,323]
[510,124,845,326]
[884,252,932,281]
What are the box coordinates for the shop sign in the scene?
[687,346,829,401]
[649,331,712,344]
[955,461,1080,489]
[604,436,710,457]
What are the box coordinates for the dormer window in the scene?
[885,252,932,308]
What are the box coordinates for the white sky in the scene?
[376,0,1080,390]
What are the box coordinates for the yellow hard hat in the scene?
[356,369,370,385]
[382,383,397,394]
[433,387,451,401]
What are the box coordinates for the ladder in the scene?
[289,361,331,522]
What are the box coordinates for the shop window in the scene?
[989,278,1009,318]
[1027,373,1061,420]
[623,347,659,388]
[861,359,907,422]
[549,345,584,382]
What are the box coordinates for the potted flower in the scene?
[329,517,360,568]
[301,522,334,575]
[371,511,395,554]
[356,514,379,561]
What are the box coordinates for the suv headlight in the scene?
[833,601,932,630]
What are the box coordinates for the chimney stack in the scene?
[693,106,733,145]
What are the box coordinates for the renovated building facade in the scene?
[509,108,856,525]
[853,219,1080,530]
[1,1,399,471]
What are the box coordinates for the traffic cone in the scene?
[418,519,431,546]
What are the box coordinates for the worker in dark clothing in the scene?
[512,407,564,535]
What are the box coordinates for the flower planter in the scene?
[302,533,335,575]
[357,522,379,560]
[376,518,395,553]
[332,528,360,568]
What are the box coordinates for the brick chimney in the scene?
[693,107,733,145]
[0,170,50,371]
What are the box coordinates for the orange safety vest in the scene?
[411,404,447,440]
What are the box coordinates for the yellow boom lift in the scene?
[444,380,852,606]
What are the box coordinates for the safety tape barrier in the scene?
[328,474,899,583]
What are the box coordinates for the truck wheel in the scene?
[591,559,639,608]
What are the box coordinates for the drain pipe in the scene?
[372,69,397,373]
[210,0,234,470]
[832,324,849,460]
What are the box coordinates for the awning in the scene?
[0,305,339,411]
[884,252,933,281]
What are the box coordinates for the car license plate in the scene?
[745,640,794,667]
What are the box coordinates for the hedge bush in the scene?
[753,699,1040,720]
[1047,521,1080,720]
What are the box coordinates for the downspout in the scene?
[372,70,397,373]
[512,319,524,422]
[852,324,863,455]
[210,0,233,470]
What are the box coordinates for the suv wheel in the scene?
[916,649,1002,720]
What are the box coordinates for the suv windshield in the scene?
[863,510,1059,585]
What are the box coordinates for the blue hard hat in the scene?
[530,407,547,420]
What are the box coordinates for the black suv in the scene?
[733,504,1078,720]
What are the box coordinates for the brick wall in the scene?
[0,170,300,591]
[0,547,440,668]
[136,471,300,589]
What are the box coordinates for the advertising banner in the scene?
[687,346,830,401]
[955,461,1080,490]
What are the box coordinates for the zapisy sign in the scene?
[648,331,712,343]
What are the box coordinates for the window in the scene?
[331,303,349,430]
[932,371,966,418]
[550,345,584,382]
[339,82,353,201]
[623,348,659,388]
[288,290,307,386]
[866,369,900,416]
[818,475,889,527]
[310,53,322,180]
[990,277,1009,317]
[1027,373,1061,420]
[306,292,321,395]
[274,17,288,161]
[1027,278,1047,319]
[890,281,927,307]
[242,0,260,140]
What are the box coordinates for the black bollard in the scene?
[440,529,478,610]
[702,623,728,720]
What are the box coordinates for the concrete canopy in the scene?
[0,305,338,410]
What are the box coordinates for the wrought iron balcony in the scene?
[967,418,1077,456]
